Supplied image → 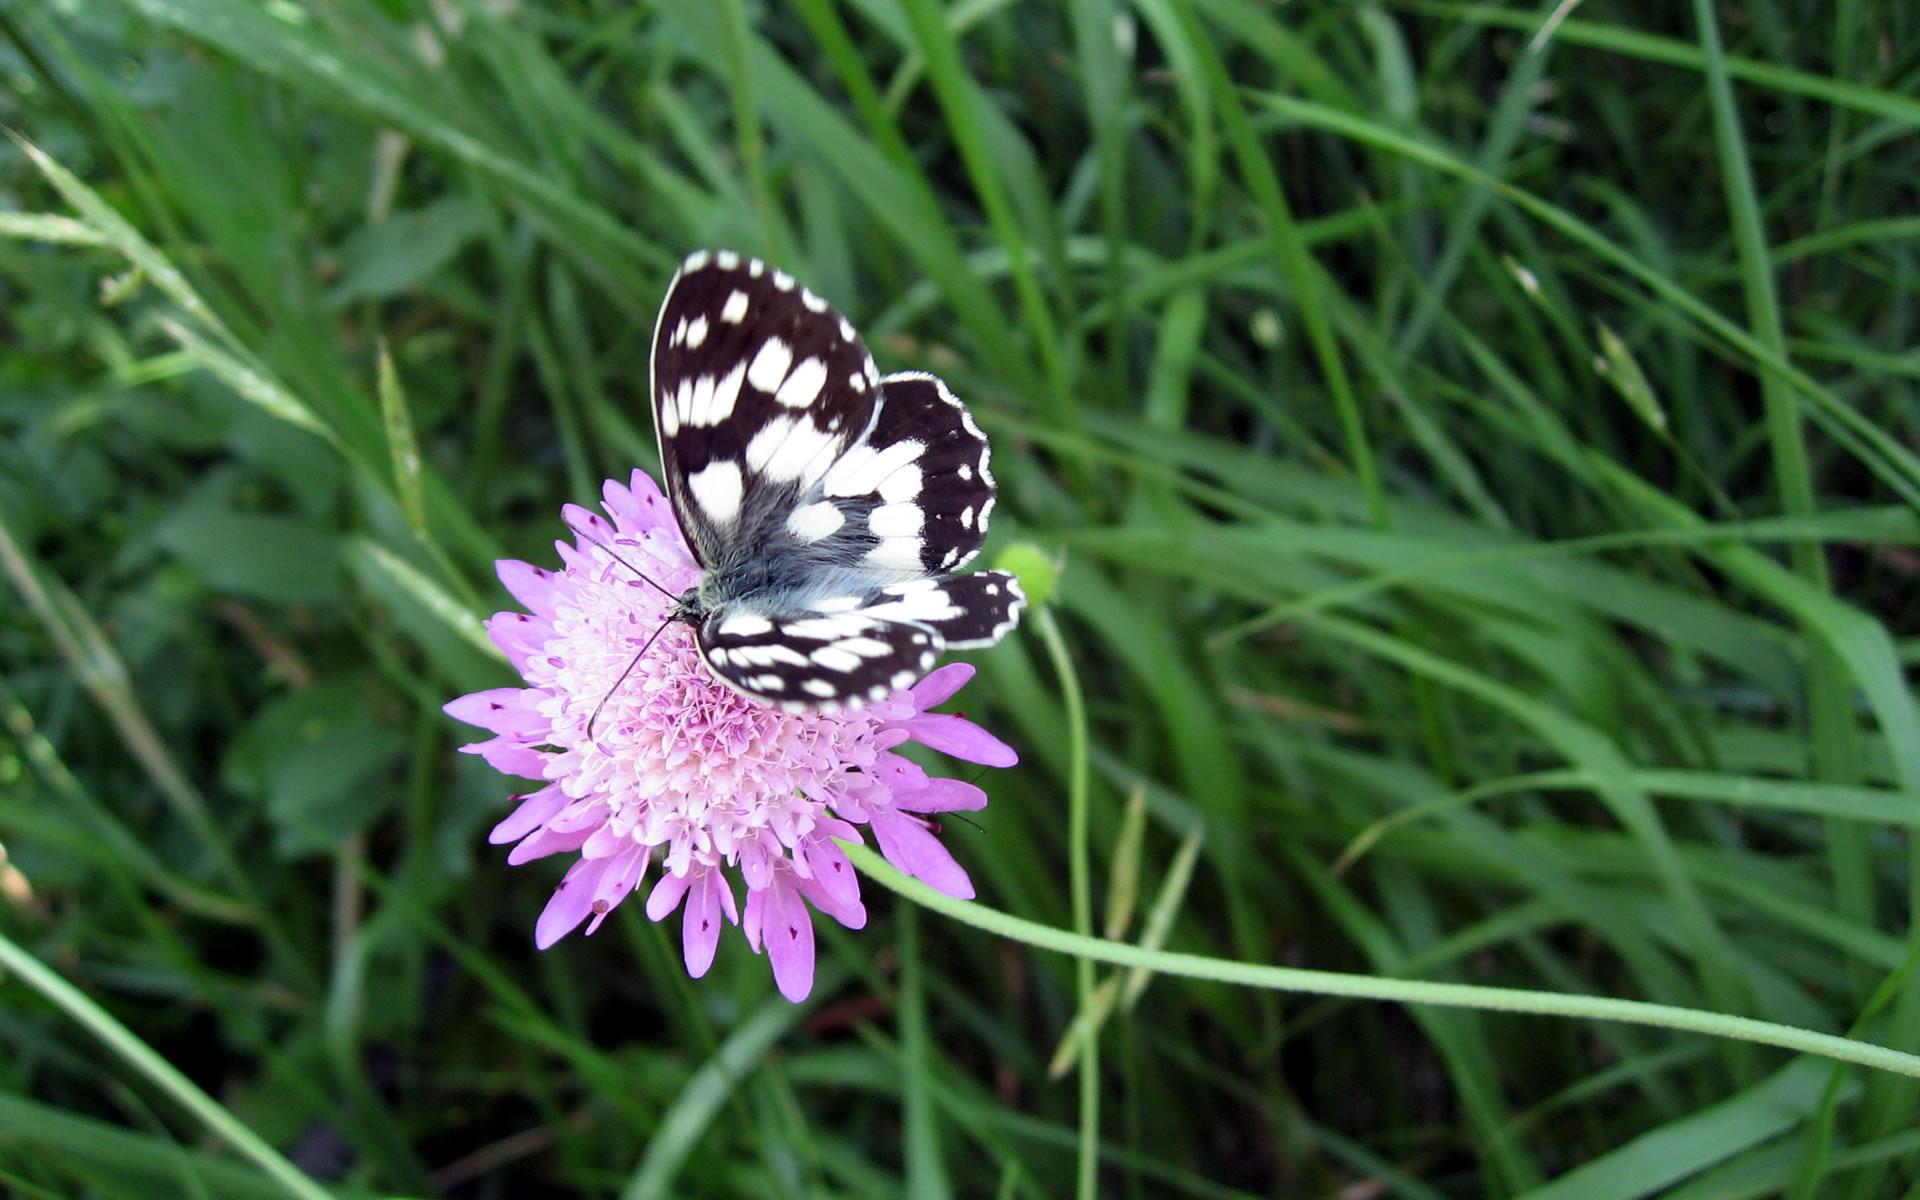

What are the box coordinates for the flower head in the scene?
[445,470,1016,1001]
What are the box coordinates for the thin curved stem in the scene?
[843,845,1920,1081]
[1035,607,1098,1200]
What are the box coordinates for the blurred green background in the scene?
[3,0,1920,1196]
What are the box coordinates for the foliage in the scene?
[2,0,1918,1196]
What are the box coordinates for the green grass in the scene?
[2,1,1918,1196]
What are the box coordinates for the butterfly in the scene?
[642,249,1024,711]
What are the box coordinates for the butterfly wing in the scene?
[649,249,1022,710]
[650,250,882,569]
[698,571,1026,710]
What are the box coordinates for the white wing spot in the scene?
[694,362,746,427]
[786,501,845,543]
[684,250,711,270]
[775,357,828,408]
[810,647,860,673]
[941,547,961,567]
[813,596,863,613]
[803,679,837,698]
[772,270,795,291]
[850,374,867,393]
[960,505,974,529]
[838,317,856,342]
[878,464,922,503]
[717,614,772,637]
[801,288,828,312]
[748,258,765,277]
[824,439,926,498]
[716,250,740,269]
[671,318,688,347]
[748,418,841,485]
[891,671,915,690]
[870,503,923,537]
[720,290,750,323]
[749,674,786,691]
[687,460,744,525]
[747,337,793,394]
[958,463,972,481]
[684,315,709,349]
[864,589,960,624]
[865,536,924,571]
[785,615,872,640]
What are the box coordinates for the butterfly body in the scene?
[648,250,1024,711]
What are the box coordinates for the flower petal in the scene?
[871,809,975,900]
[536,856,614,948]
[892,777,989,813]
[485,611,550,671]
[496,559,561,616]
[604,472,673,536]
[646,869,693,922]
[910,662,974,710]
[763,876,817,1002]
[507,823,592,865]
[796,871,866,931]
[903,713,1018,767]
[458,738,550,780]
[443,688,543,735]
[585,848,649,935]
[682,869,726,977]
[797,827,861,910]
[488,786,567,845]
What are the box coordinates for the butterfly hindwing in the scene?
[698,605,942,711]
[650,250,880,570]
[696,571,1025,709]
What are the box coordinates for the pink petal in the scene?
[460,737,549,780]
[488,786,567,844]
[871,809,975,900]
[682,870,727,977]
[443,688,543,735]
[763,877,817,1002]
[508,823,592,866]
[536,856,614,948]
[892,777,989,813]
[904,713,1018,767]
[585,848,649,935]
[796,871,866,931]
[484,611,549,671]
[646,869,693,922]
[873,752,929,793]
[797,828,861,910]
[562,502,616,551]
[604,471,673,535]
[496,559,560,616]
[910,662,974,710]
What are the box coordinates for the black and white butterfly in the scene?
[640,249,1024,711]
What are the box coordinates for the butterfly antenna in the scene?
[586,615,677,741]
[565,515,680,602]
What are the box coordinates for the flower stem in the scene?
[842,845,1920,1081]
[0,931,336,1200]
[1034,607,1097,1200]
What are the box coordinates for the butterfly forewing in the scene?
[650,250,880,569]
[649,249,1022,710]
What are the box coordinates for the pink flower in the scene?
[444,470,1017,1002]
